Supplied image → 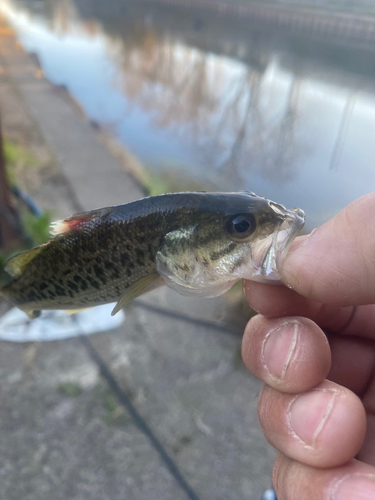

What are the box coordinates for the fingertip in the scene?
[259,381,367,469]
[273,455,375,500]
[281,194,375,305]
[242,316,331,393]
[243,279,320,318]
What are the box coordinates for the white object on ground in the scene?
[262,489,277,500]
[0,304,125,342]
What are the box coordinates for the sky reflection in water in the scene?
[1,0,375,230]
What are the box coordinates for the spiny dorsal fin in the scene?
[4,247,43,278]
[50,206,115,236]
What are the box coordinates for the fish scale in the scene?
[0,192,305,317]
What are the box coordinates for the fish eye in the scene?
[226,214,256,241]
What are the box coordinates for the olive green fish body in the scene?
[2,212,159,312]
[0,192,305,317]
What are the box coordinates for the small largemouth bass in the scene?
[0,192,305,318]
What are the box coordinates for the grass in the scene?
[22,210,52,246]
[58,381,83,397]
[102,393,134,426]
[3,138,39,187]
[0,209,52,275]
[0,139,53,272]
[143,168,214,197]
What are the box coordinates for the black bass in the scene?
[0,192,305,318]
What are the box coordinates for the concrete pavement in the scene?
[0,17,275,500]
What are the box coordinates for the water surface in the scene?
[2,0,375,230]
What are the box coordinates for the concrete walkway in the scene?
[0,17,275,500]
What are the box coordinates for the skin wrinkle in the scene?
[273,453,299,499]
[359,247,375,301]
[352,195,375,301]
[314,257,361,301]
[357,414,375,465]
[272,453,286,498]
[258,385,274,436]
[362,368,375,415]
[287,229,317,256]
[314,304,375,339]
[282,254,315,297]
[283,225,368,306]
[332,306,357,335]
[339,243,375,302]
[282,322,299,380]
[286,388,339,449]
[328,316,375,399]
[285,251,359,304]
[243,323,255,367]
[281,229,318,293]
[328,473,375,500]
[273,456,375,500]
[261,320,299,381]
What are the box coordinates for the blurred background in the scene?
[0,0,374,499]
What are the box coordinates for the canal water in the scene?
[1,0,375,230]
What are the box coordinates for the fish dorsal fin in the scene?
[4,247,43,278]
[50,207,115,236]
[111,273,164,316]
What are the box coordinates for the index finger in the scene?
[280,192,375,307]
[243,280,375,340]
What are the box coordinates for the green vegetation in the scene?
[22,210,52,246]
[143,167,214,197]
[58,381,83,397]
[3,139,38,186]
[102,393,134,426]
[0,139,53,272]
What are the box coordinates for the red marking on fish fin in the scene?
[50,207,115,235]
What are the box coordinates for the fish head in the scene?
[156,192,305,297]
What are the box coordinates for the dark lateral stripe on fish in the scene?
[209,242,238,262]
[228,256,247,274]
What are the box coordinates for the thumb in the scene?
[281,192,375,306]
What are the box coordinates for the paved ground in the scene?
[0,16,276,500]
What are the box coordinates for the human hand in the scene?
[242,192,375,499]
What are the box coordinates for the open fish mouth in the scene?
[259,205,305,281]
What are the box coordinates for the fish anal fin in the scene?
[4,247,43,278]
[21,309,41,319]
[50,207,115,235]
[111,273,164,316]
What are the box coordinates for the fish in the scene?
[0,192,305,318]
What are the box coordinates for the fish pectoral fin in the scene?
[4,247,43,278]
[111,273,164,316]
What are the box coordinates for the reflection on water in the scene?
[1,0,375,229]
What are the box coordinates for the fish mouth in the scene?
[260,205,305,281]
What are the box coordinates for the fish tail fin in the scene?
[3,246,43,278]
